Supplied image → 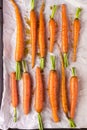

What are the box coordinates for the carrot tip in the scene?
[38,113,43,130]
[68,118,76,128]
[72,56,76,62]
[13,107,17,122]
[63,53,68,68]
[16,62,21,80]
[40,58,45,71]
[32,64,34,69]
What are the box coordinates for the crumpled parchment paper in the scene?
[1,0,87,129]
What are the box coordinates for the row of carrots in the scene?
[9,0,81,129]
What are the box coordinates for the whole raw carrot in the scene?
[57,43,68,114]
[72,8,82,62]
[57,44,76,128]
[35,67,44,130]
[22,61,31,115]
[70,67,78,119]
[57,44,68,114]
[49,5,57,53]
[10,0,24,80]
[30,0,37,68]
[61,56,68,115]
[10,72,18,122]
[35,67,44,112]
[39,3,46,70]
[48,55,59,122]
[62,4,68,68]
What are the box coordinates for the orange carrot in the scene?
[48,55,59,122]
[72,8,81,62]
[49,5,57,53]
[10,0,24,80]
[62,4,68,68]
[30,0,37,68]
[70,67,78,120]
[57,44,68,114]
[39,3,46,70]
[22,61,31,115]
[35,67,44,129]
[61,56,68,115]
[57,44,76,128]
[10,72,18,122]
[35,67,44,112]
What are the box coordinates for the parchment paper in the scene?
[1,0,87,129]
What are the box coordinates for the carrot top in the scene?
[63,53,68,68]
[50,5,57,19]
[38,113,43,130]
[68,118,76,128]
[71,67,76,76]
[22,60,27,73]
[31,0,35,10]
[50,55,55,70]
[75,8,82,19]
[14,107,17,122]
[16,62,21,80]
[40,58,45,71]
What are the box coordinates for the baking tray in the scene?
[1,0,85,129]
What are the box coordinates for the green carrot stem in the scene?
[71,67,76,76]
[75,8,82,19]
[16,62,21,80]
[50,55,55,70]
[63,53,68,68]
[68,118,76,128]
[31,0,35,10]
[40,58,45,71]
[22,60,27,73]
[13,107,17,122]
[38,113,43,130]
[50,5,57,19]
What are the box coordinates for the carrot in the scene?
[10,0,24,80]
[72,8,82,62]
[10,72,18,122]
[57,44,76,128]
[35,67,44,130]
[57,44,68,115]
[30,0,37,68]
[39,3,46,70]
[62,4,68,68]
[68,67,78,127]
[61,55,68,115]
[49,5,57,53]
[35,67,44,112]
[48,55,59,122]
[22,61,31,115]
